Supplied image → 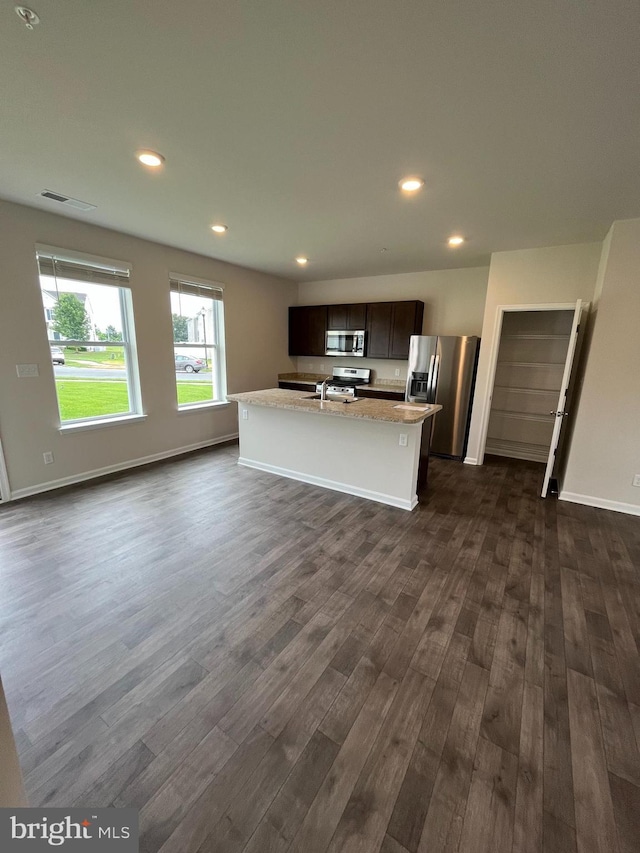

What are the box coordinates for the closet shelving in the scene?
[486,311,574,463]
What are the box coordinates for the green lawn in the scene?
[55,380,213,420]
[63,348,126,368]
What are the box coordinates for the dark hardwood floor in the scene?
[1,445,639,853]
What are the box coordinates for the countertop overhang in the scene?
[227,388,441,425]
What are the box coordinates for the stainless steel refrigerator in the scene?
[405,335,480,459]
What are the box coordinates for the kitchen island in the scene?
[227,389,441,510]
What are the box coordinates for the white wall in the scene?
[0,678,27,807]
[465,242,602,464]
[295,266,489,380]
[562,219,640,514]
[0,200,297,497]
[236,402,423,510]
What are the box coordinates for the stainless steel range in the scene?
[315,366,371,399]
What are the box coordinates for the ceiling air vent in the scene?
[39,190,97,211]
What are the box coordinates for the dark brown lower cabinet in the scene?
[357,388,404,401]
[278,381,315,392]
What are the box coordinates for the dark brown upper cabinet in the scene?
[366,300,424,359]
[365,302,393,359]
[389,300,424,358]
[288,306,328,356]
[327,303,368,331]
[288,300,423,359]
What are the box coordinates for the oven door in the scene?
[325,330,365,357]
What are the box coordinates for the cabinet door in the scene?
[347,303,367,330]
[327,303,368,330]
[307,306,328,355]
[366,303,393,358]
[389,301,424,359]
[278,381,314,391]
[357,388,404,401]
[288,307,307,355]
[327,304,348,330]
[289,306,327,356]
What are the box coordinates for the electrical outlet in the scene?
[320,363,324,371]
[632,474,640,488]
[16,363,39,378]
[43,451,54,465]
[399,434,408,447]
[242,409,248,420]
[394,368,400,377]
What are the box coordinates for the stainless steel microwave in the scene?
[325,330,366,357]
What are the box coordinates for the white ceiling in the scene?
[1,1,639,282]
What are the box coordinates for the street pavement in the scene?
[54,366,211,381]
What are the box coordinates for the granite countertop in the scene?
[277,373,406,394]
[363,380,406,393]
[228,388,440,425]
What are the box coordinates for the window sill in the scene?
[59,414,147,434]
[177,400,230,414]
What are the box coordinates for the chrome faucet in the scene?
[319,377,330,401]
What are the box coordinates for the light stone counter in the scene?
[227,389,441,510]
[227,388,440,425]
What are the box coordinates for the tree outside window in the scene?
[51,293,91,344]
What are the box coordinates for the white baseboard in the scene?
[9,434,239,502]
[463,456,479,465]
[237,456,418,511]
[485,443,548,463]
[559,490,640,517]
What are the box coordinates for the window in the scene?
[170,274,226,408]
[36,246,142,425]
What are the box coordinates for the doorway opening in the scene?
[479,301,586,497]
[0,436,10,503]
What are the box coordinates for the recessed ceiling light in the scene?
[15,6,40,29]
[399,177,424,192]
[295,257,309,265]
[447,235,465,246]
[136,150,165,168]
[211,224,228,233]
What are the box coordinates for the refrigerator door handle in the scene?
[429,354,440,402]
[426,354,436,400]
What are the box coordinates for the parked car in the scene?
[175,354,205,373]
[51,346,65,365]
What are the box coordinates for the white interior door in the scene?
[0,435,10,502]
[541,299,583,498]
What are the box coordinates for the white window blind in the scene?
[36,246,131,288]
[169,277,223,300]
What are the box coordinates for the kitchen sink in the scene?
[300,394,361,404]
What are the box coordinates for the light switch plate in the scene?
[16,363,39,378]
[632,474,640,488]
